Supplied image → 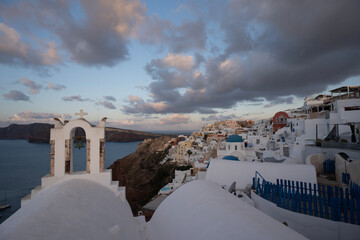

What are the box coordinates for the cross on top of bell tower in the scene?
[75,109,88,119]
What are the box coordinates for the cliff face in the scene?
[105,127,165,142]
[0,123,166,143]
[108,137,177,213]
[0,123,52,142]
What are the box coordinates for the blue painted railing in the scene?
[253,175,360,225]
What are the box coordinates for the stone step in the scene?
[21,194,31,207]
[30,185,42,197]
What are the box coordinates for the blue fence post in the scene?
[324,197,330,219]
[282,186,286,209]
[296,181,299,193]
[343,194,348,223]
[266,182,270,200]
[297,191,302,213]
[319,195,324,218]
[313,194,318,217]
[261,179,265,197]
[277,186,282,207]
[336,197,341,222]
[328,186,333,203]
[356,199,360,225]
[350,198,355,224]
[321,184,325,197]
[300,182,304,197]
[272,184,277,203]
[331,198,336,221]
[345,188,350,206]
[286,187,291,210]
[303,193,308,215]
[273,183,277,203]
[308,193,313,216]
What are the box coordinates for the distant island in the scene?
[0,123,168,143]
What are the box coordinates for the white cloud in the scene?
[18,77,43,94]
[160,114,190,125]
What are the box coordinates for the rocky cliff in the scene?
[108,136,177,213]
[0,123,166,143]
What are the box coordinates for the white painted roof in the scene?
[0,179,141,240]
[148,180,307,240]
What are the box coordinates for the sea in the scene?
[0,139,142,223]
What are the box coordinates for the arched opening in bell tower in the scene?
[66,127,88,173]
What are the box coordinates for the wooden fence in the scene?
[253,175,360,225]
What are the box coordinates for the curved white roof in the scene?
[0,179,140,240]
[148,180,307,240]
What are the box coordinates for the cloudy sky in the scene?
[1,0,359,131]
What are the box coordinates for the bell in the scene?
[75,138,84,149]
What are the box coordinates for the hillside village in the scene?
[142,86,360,225]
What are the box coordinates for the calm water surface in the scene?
[0,139,140,223]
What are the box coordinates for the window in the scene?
[235,145,237,150]
[256,139,260,145]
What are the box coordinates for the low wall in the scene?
[206,160,317,189]
[251,191,360,240]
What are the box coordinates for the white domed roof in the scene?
[148,180,306,240]
[0,179,140,240]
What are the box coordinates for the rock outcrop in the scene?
[108,137,177,213]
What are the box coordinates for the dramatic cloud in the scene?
[0,0,146,67]
[219,0,360,94]
[3,90,30,101]
[159,114,190,125]
[0,22,60,68]
[47,82,66,91]
[263,97,294,108]
[123,0,360,115]
[96,100,116,110]
[104,96,116,101]
[18,77,43,94]
[201,114,238,122]
[62,95,92,102]
[138,16,206,53]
